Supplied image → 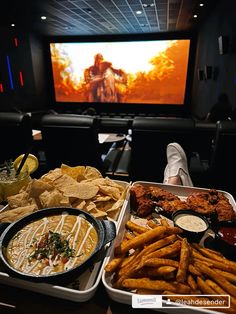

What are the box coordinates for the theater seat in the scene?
[189,120,217,187]
[129,117,195,182]
[98,117,132,134]
[207,120,236,197]
[41,114,103,172]
[0,112,33,164]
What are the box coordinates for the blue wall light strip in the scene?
[6,55,14,90]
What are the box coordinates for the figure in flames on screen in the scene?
[84,53,127,102]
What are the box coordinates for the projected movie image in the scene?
[50,39,190,105]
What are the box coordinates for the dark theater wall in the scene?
[0,28,48,113]
[0,0,235,118]
[191,0,236,119]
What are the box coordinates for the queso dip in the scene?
[6,213,98,276]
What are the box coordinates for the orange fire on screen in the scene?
[50,40,190,104]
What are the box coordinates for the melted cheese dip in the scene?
[175,214,208,232]
[6,214,98,276]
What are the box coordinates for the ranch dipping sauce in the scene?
[174,213,208,232]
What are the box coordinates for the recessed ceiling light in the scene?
[11,23,15,27]
[199,3,204,6]
[143,3,154,8]
[41,16,47,20]
[193,14,198,18]
[136,10,142,15]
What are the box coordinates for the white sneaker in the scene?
[164,142,193,187]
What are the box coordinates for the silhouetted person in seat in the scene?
[206,93,233,122]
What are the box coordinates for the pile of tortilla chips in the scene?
[0,165,128,223]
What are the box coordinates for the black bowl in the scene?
[0,207,116,284]
[204,220,236,261]
[172,210,209,243]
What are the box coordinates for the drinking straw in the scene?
[15,151,30,176]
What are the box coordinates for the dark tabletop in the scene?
[0,282,160,314]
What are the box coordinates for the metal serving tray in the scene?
[102,182,236,314]
[0,180,130,302]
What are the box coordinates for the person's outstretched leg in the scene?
[163,142,193,186]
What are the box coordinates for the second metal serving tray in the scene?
[102,182,236,314]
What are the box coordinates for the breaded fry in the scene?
[105,256,125,273]
[140,257,179,269]
[156,266,176,276]
[193,257,214,267]
[165,226,183,235]
[214,269,236,284]
[118,237,178,278]
[160,218,170,227]
[114,225,167,255]
[187,274,197,291]
[176,238,190,283]
[143,240,181,261]
[188,264,201,276]
[147,219,160,229]
[119,249,141,269]
[192,243,227,262]
[124,231,135,240]
[205,279,236,307]
[192,250,236,274]
[135,266,176,279]
[122,278,191,294]
[126,220,150,234]
[140,234,177,256]
[194,263,236,297]
[197,276,217,295]
[201,247,224,257]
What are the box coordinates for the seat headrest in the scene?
[41,114,96,127]
[133,117,194,130]
[0,112,31,126]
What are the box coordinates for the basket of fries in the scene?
[102,182,236,313]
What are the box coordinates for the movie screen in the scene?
[49,39,190,105]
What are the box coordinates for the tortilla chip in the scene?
[92,209,108,219]
[0,204,37,223]
[63,182,99,199]
[72,199,86,209]
[7,191,30,208]
[84,166,103,180]
[93,194,111,202]
[41,168,63,183]
[98,185,122,200]
[53,174,79,192]
[95,200,115,212]
[39,189,70,208]
[84,201,97,212]
[61,164,86,181]
[29,179,54,198]
[2,164,127,224]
